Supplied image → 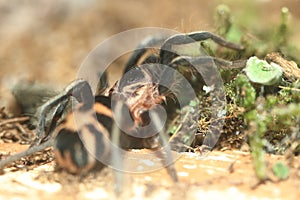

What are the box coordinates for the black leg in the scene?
[41,98,70,143]
[168,97,200,152]
[193,31,243,50]
[0,137,54,170]
[170,55,246,69]
[35,79,94,145]
[160,31,244,65]
[96,71,109,95]
[124,36,168,73]
[165,56,228,151]
[149,109,178,182]
[110,98,124,194]
[158,55,246,95]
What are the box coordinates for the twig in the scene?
[15,123,27,135]
[278,85,300,92]
[0,117,30,127]
[0,138,54,169]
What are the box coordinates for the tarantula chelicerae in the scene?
[0,31,245,187]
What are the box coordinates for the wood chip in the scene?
[265,52,300,82]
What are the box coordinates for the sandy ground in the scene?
[1,144,300,200]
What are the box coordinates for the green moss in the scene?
[273,162,289,180]
[229,74,256,110]
[245,103,268,181]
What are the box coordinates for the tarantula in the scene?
[0,31,245,190]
